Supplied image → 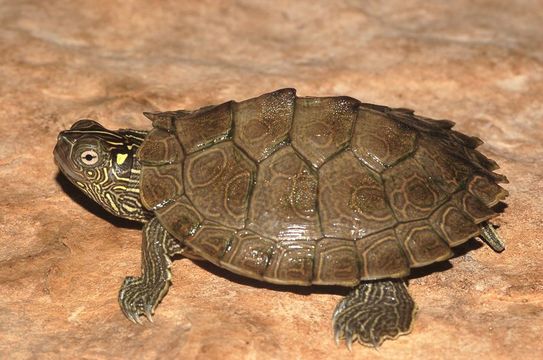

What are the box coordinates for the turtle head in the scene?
[54,119,150,222]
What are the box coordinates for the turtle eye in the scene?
[80,149,99,166]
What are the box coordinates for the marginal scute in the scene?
[140,163,184,209]
[450,130,483,149]
[137,128,184,165]
[436,134,507,183]
[184,141,256,229]
[247,146,321,240]
[313,238,359,285]
[233,88,295,161]
[468,174,509,207]
[175,101,233,153]
[414,137,472,193]
[352,108,417,172]
[263,240,315,285]
[355,229,410,279]
[390,109,455,132]
[155,196,203,240]
[144,110,190,131]
[188,221,235,263]
[291,96,359,168]
[221,230,276,279]
[430,202,480,246]
[452,191,497,223]
[319,150,396,239]
[470,151,500,171]
[395,221,453,267]
[383,158,447,221]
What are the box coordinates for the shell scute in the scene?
[220,230,276,279]
[174,101,233,153]
[414,137,473,193]
[395,221,453,267]
[450,130,483,149]
[355,230,410,279]
[430,202,480,246]
[140,163,183,209]
[383,158,448,221]
[188,221,235,263]
[233,88,295,161]
[291,96,359,168]
[184,141,256,229]
[137,128,184,165]
[318,150,396,239]
[247,146,321,241]
[155,196,203,240]
[144,109,194,131]
[452,191,497,223]
[313,238,359,285]
[263,240,316,285]
[352,108,417,172]
[468,174,509,207]
[389,109,455,132]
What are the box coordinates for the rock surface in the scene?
[1,1,542,359]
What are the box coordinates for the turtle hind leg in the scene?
[118,217,176,323]
[479,222,505,252]
[332,279,416,349]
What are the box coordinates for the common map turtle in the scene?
[54,89,508,347]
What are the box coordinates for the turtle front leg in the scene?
[332,279,416,349]
[118,217,177,323]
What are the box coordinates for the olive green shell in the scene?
[136,88,508,286]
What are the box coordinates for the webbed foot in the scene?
[119,275,169,323]
[332,279,416,349]
[118,217,174,323]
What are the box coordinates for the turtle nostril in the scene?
[53,133,72,163]
[57,131,67,142]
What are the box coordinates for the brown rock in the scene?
[0,1,542,359]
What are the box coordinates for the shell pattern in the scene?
[137,89,508,286]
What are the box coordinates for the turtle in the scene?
[53,88,508,348]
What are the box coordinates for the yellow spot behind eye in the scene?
[116,153,128,165]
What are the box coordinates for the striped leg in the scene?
[118,217,176,323]
[332,279,416,349]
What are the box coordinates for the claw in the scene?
[334,328,341,346]
[144,305,154,323]
[125,312,137,324]
[333,320,340,345]
[124,308,143,325]
[120,304,134,324]
[133,312,143,325]
[344,328,354,351]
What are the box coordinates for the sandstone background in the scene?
[0,1,542,359]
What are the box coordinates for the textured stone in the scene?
[0,1,542,359]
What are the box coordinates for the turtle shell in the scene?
[137,88,508,286]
